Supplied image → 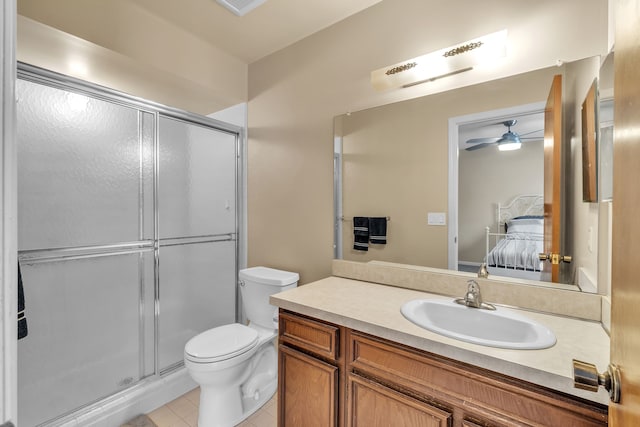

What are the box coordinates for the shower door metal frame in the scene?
[1,1,18,425]
[15,62,244,424]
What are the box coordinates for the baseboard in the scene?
[55,368,197,427]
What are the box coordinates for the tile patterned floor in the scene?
[145,387,277,427]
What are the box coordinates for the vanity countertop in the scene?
[270,276,611,405]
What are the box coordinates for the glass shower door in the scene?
[157,116,238,371]
[16,79,155,426]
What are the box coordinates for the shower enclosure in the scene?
[16,64,241,426]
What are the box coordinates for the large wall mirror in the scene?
[334,54,612,292]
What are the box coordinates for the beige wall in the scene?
[339,99,451,267]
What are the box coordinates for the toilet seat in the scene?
[185,323,259,363]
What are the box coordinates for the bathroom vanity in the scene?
[271,276,610,426]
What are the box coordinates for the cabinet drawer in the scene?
[279,311,340,360]
[349,331,607,426]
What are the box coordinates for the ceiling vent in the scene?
[216,0,267,16]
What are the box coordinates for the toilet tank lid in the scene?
[239,266,299,286]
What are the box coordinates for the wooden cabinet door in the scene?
[610,1,640,425]
[347,374,451,427]
[279,345,339,427]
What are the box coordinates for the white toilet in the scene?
[184,266,299,427]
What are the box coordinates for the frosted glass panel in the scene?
[17,80,154,249]
[158,241,236,370]
[159,117,237,238]
[17,253,154,427]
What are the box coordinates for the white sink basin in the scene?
[400,299,556,350]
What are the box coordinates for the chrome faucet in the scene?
[454,280,496,310]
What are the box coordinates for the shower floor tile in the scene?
[145,388,277,427]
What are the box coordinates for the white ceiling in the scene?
[131,0,383,63]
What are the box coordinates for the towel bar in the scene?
[339,216,390,221]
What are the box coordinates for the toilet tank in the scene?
[239,266,299,330]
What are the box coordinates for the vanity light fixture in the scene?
[216,0,267,16]
[371,29,508,91]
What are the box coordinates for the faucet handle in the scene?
[454,280,496,310]
[465,280,481,307]
[467,279,480,291]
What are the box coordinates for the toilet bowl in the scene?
[184,266,298,427]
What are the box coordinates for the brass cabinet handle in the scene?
[538,253,572,264]
[573,359,621,403]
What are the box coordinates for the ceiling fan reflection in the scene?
[465,120,542,151]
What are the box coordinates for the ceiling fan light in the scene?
[498,141,522,151]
